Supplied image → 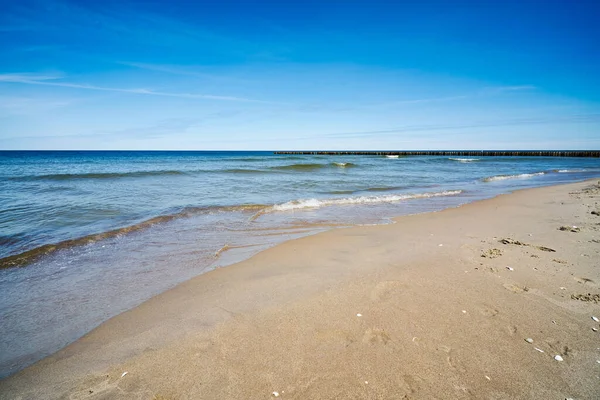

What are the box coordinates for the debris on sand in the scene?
[498,238,555,252]
[559,226,580,233]
[481,248,502,258]
[570,293,600,303]
[499,238,527,246]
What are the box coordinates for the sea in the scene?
[1,150,599,378]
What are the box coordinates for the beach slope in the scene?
[2,180,600,399]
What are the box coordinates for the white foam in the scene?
[385,155,399,158]
[449,158,479,163]
[483,172,545,182]
[333,162,352,167]
[557,169,585,173]
[270,190,463,212]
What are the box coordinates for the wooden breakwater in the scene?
[274,150,600,158]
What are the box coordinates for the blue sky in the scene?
[1,0,599,150]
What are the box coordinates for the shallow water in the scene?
[0,151,599,377]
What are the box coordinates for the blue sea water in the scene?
[0,150,599,377]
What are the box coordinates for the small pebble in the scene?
[438,244,443,247]
[554,355,564,362]
[485,375,491,381]
[462,310,467,314]
[560,287,566,290]
[552,320,557,324]
[356,313,362,317]
[506,266,514,271]
[592,316,599,322]
[364,381,368,384]
[525,338,533,343]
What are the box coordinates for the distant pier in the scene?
[274,150,600,158]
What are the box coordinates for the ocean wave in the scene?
[555,169,586,173]
[14,170,187,181]
[364,186,403,192]
[270,163,327,171]
[449,158,480,163]
[385,155,399,159]
[250,190,462,221]
[270,162,357,171]
[222,168,271,174]
[482,172,545,182]
[0,203,267,269]
[332,162,356,168]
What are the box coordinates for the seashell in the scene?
[592,316,599,322]
[356,313,362,317]
[554,355,564,361]
[506,266,514,271]
[534,347,544,353]
[121,372,128,378]
[272,392,280,397]
[525,338,533,343]
[593,327,598,332]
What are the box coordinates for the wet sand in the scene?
[1,179,600,399]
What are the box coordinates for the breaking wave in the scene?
[250,190,463,221]
[449,158,480,163]
[482,172,545,182]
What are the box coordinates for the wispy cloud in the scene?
[0,95,75,116]
[320,113,600,138]
[0,73,265,103]
[352,85,536,111]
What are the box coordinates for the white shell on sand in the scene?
[121,372,128,378]
[554,355,564,361]
[525,338,533,343]
[592,316,599,322]
[272,392,280,397]
[593,327,598,332]
[356,313,362,317]
[534,347,544,353]
[506,266,514,271]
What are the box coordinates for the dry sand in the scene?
[2,180,600,399]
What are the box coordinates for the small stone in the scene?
[525,338,533,343]
[356,313,362,317]
[506,266,514,271]
[462,310,467,314]
[438,244,443,247]
[554,355,564,361]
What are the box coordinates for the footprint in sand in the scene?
[370,280,406,302]
[574,277,597,287]
[362,328,391,345]
[503,283,529,293]
[437,345,466,373]
[315,329,354,347]
[477,304,500,317]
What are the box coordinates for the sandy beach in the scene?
[1,179,600,399]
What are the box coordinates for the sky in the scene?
[0,0,599,150]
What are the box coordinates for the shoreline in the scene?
[1,178,600,398]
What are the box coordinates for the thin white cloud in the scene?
[0,73,265,103]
